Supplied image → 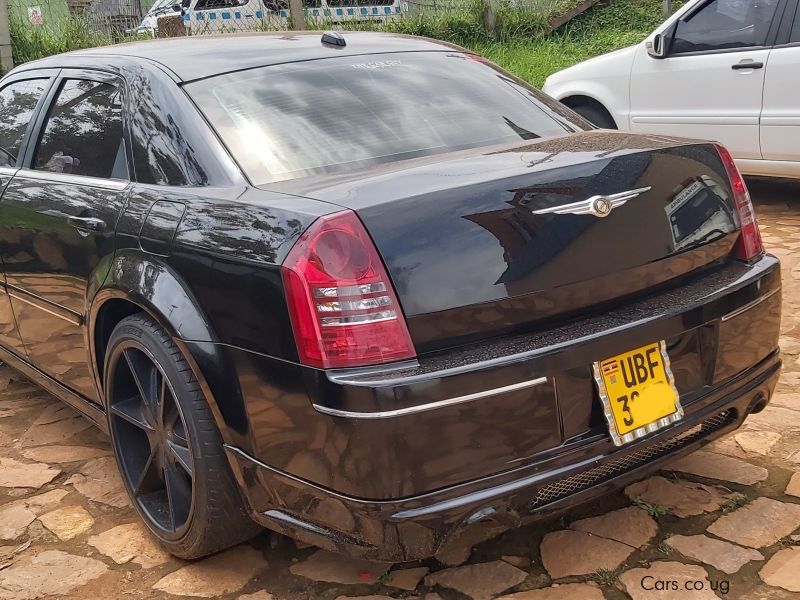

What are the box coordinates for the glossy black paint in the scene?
[0,33,782,561]
[265,133,740,350]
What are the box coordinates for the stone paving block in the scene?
[625,475,735,517]
[667,450,768,485]
[64,456,129,508]
[496,583,605,600]
[665,534,764,574]
[289,549,390,584]
[540,530,634,579]
[424,561,527,600]
[0,550,108,599]
[385,566,429,591]
[0,457,60,489]
[707,497,800,548]
[759,546,800,592]
[570,506,657,548]
[88,522,170,568]
[38,506,94,541]
[152,545,266,598]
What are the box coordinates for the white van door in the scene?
[629,0,782,160]
[760,19,800,163]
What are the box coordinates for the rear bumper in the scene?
[222,253,781,560]
[228,349,780,561]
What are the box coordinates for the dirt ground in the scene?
[1,178,800,600]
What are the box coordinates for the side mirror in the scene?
[171,3,181,10]
[647,32,668,59]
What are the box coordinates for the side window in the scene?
[671,0,780,54]
[792,10,800,43]
[194,0,247,10]
[0,79,48,168]
[34,78,128,180]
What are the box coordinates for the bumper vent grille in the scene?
[530,410,737,509]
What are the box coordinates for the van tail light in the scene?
[715,143,763,261]
[281,210,416,369]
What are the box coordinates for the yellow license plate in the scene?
[593,341,683,446]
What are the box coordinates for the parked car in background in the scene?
[0,32,781,561]
[543,0,800,179]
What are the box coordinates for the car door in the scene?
[760,1,800,163]
[0,69,132,403]
[0,73,56,359]
[629,0,785,159]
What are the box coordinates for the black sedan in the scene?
[0,32,781,560]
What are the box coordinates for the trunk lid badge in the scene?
[532,186,652,218]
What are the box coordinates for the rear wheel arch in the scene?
[89,252,248,446]
[560,95,618,129]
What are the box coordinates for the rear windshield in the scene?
[186,52,578,184]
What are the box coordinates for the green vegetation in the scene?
[592,567,623,586]
[633,497,668,518]
[9,0,677,87]
[721,492,749,513]
[465,0,682,86]
[11,16,117,65]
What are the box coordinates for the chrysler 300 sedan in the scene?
[0,31,781,560]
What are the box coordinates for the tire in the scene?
[572,103,618,130]
[104,312,259,559]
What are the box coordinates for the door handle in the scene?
[67,216,106,233]
[732,60,764,70]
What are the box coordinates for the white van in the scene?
[137,0,407,35]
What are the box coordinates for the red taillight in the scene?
[281,210,416,369]
[715,143,763,261]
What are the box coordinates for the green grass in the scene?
[657,541,674,555]
[592,567,623,586]
[721,492,749,513]
[465,0,684,86]
[10,15,147,65]
[633,497,668,518]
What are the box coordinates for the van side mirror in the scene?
[647,33,668,59]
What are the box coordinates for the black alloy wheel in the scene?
[104,313,259,558]
[108,342,194,538]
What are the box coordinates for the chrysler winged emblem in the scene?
[531,187,652,218]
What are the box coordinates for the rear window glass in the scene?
[186,52,576,184]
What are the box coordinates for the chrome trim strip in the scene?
[532,187,652,218]
[7,290,82,326]
[721,288,780,322]
[15,168,129,191]
[312,377,548,419]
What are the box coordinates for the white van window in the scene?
[671,0,780,54]
[194,0,247,10]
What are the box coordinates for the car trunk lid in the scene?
[262,131,741,352]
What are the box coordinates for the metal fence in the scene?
[9,0,152,37]
[7,0,562,58]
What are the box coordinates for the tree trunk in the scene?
[289,0,305,30]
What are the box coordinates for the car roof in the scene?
[28,31,468,82]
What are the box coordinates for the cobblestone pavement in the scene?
[1,178,800,600]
